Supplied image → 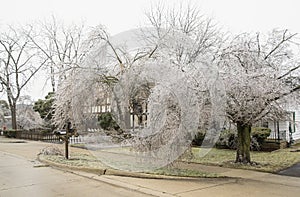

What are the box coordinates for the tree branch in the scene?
[264,30,297,60]
[277,64,300,79]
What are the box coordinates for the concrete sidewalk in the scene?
[1,136,300,196]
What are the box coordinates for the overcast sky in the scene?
[2,0,299,34]
[1,0,300,100]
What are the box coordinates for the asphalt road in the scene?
[0,151,151,197]
[278,162,300,177]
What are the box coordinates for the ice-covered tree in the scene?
[50,24,116,129]
[17,104,44,130]
[144,1,223,67]
[218,29,300,163]
[52,1,225,145]
[49,2,228,168]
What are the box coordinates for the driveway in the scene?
[278,162,300,177]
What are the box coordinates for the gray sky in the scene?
[2,0,299,34]
[1,0,300,100]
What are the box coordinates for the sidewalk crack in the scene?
[174,180,238,195]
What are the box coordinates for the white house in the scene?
[268,107,300,144]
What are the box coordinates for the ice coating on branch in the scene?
[53,27,226,171]
[90,28,225,171]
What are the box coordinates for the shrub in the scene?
[192,130,206,146]
[40,146,63,156]
[193,127,271,150]
[215,128,267,151]
[251,127,271,143]
[98,112,120,131]
[216,130,237,149]
[3,130,17,138]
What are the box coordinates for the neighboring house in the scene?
[91,94,300,141]
[88,90,149,132]
[86,96,111,132]
[0,101,10,130]
[267,108,300,143]
[0,116,12,130]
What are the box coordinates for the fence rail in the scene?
[69,135,84,144]
[1,130,83,144]
[18,131,61,143]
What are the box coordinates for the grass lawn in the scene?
[40,143,300,177]
[152,167,220,178]
[40,152,107,169]
[184,146,300,173]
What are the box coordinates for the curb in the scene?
[37,155,202,197]
[37,154,106,175]
[37,154,206,180]
[63,170,176,197]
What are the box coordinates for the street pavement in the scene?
[0,150,152,197]
[278,162,300,177]
[1,136,300,197]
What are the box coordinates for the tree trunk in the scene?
[65,136,69,159]
[10,103,17,130]
[64,121,71,159]
[235,122,251,163]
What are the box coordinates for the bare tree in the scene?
[27,17,90,92]
[47,24,114,129]
[0,25,47,129]
[26,18,110,126]
[218,29,300,163]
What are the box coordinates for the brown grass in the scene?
[185,146,300,172]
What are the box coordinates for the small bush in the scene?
[98,112,120,131]
[251,127,271,143]
[192,127,271,150]
[3,130,17,138]
[40,146,63,156]
[216,130,237,149]
[192,130,206,146]
[215,128,266,151]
